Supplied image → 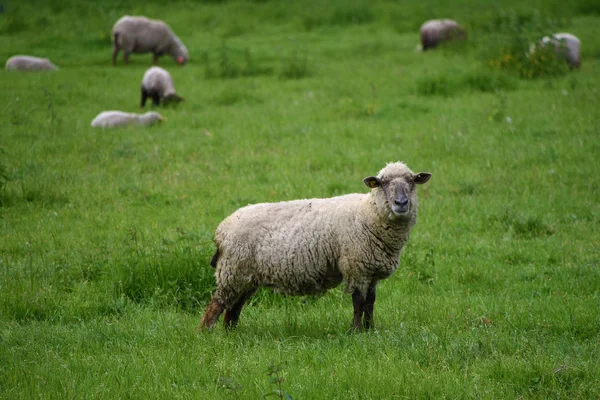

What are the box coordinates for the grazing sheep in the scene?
[91,111,165,128]
[533,33,581,69]
[419,19,466,51]
[198,162,432,332]
[112,15,189,66]
[141,66,183,107]
[5,55,58,71]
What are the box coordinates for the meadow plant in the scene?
[266,362,293,400]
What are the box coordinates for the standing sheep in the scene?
[198,162,432,332]
[141,66,183,107]
[112,16,189,66]
[5,55,58,71]
[532,33,581,69]
[419,19,466,51]
[91,111,165,128]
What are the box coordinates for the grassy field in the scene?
[1,0,599,398]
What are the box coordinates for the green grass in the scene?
[1,0,599,398]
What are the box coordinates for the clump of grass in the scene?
[202,43,273,79]
[114,230,215,310]
[486,35,569,79]
[280,50,310,79]
[464,68,518,92]
[302,2,374,30]
[212,88,263,107]
[494,211,556,238]
[416,67,518,97]
[0,14,28,34]
[415,74,458,97]
[329,3,374,26]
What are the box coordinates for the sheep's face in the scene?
[364,169,431,219]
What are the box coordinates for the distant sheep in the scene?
[5,55,58,71]
[420,19,466,51]
[141,66,183,107]
[532,33,581,69]
[91,111,165,128]
[198,162,432,332]
[112,16,189,66]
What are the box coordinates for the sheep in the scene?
[91,111,165,128]
[419,19,466,51]
[198,162,432,332]
[112,15,189,66]
[531,33,581,69]
[141,66,184,107]
[5,55,58,71]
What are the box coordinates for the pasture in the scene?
[1,0,599,398]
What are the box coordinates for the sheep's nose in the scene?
[395,198,409,208]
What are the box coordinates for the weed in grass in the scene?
[416,73,457,97]
[266,362,293,400]
[280,50,310,80]
[489,90,509,122]
[0,14,28,34]
[203,43,273,79]
[217,375,242,398]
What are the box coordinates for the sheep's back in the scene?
[113,16,173,53]
[6,56,56,71]
[142,68,175,94]
[215,195,370,294]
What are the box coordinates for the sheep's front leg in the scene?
[140,88,149,108]
[352,290,366,331]
[198,297,225,331]
[123,52,130,65]
[363,285,377,330]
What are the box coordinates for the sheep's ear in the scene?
[363,176,381,188]
[414,172,432,184]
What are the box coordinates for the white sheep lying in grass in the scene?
[5,55,58,71]
[531,33,581,69]
[112,16,189,66]
[198,162,432,332]
[141,66,183,107]
[91,111,165,128]
[419,19,466,51]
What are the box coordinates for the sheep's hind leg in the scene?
[224,288,257,330]
[351,290,366,331]
[198,297,225,331]
[112,46,119,66]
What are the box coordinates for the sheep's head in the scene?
[172,38,189,65]
[364,162,431,220]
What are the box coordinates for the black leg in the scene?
[352,290,365,331]
[152,93,161,106]
[224,288,257,330]
[141,88,148,108]
[363,285,377,330]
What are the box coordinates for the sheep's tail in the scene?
[113,32,120,45]
[210,249,219,268]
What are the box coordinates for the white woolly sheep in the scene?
[198,162,432,332]
[419,19,466,51]
[532,33,581,69]
[5,55,58,71]
[141,66,183,107]
[112,15,189,66]
[91,111,165,128]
